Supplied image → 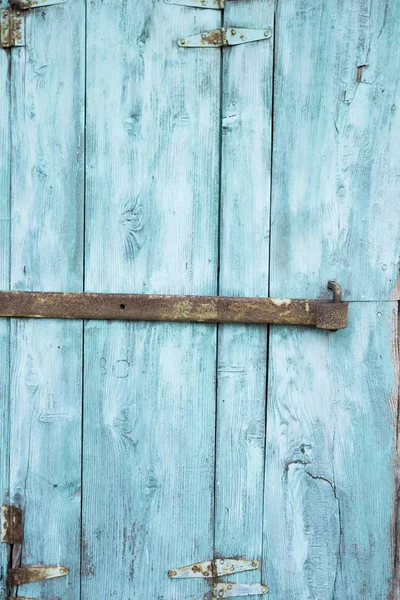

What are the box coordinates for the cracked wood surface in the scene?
[214,0,273,594]
[269,0,400,302]
[265,1,400,598]
[1,0,399,598]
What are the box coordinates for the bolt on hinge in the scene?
[165,0,224,8]
[169,558,260,579]
[1,0,67,48]
[178,27,272,47]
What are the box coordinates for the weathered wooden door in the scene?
[1,0,399,598]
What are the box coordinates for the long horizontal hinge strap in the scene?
[166,0,224,8]
[209,582,269,598]
[0,283,348,330]
[8,565,69,586]
[178,27,272,47]
[169,558,260,578]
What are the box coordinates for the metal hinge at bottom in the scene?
[170,559,269,598]
[1,504,69,589]
[8,566,69,586]
[207,583,269,598]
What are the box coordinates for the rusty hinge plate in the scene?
[8,565,69,586]
[165,0,224,8]
[1,0,67,48]
[0,9,24,47]
[1,505,23,544]
[169,558,260,579]
[178,27,272,47]
[0,282,348,331]
[208,582,269,598]
[10,0,67,9]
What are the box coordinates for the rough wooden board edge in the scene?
[390,302,400,600]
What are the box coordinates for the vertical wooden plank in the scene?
[0,4,10,594]
[83,1,220,598]
[8,0,85,597]
[266,1,400,596]
[215,0,273,586]
[270,0,400,301]
[263,304,397,598]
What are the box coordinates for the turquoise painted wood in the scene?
[265,1,400,598]
[215,0,273,592]
[5,1,85,599]
[0,0,399,599]
[82,1,220,599]
[0,0,10,595]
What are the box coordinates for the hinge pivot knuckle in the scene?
[0,9,25,48]
[1,505,23,544]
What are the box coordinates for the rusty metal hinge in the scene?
[0,282,348,331]
[169,558,268,598]
[1,0,67,48]
[0,9,24,47]
[8,565,69,586]
[178,27,272,47]
[169,558,260,578]
[1,505,23,544]
[1,505,69,589]
[209,582,268,598]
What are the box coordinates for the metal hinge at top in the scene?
[178,27,272,48]
[1,0,67,48]
[0,9,24,47]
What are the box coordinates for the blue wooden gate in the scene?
[1,0,399,598]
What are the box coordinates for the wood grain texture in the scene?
[263,304,398,599]
[8,0,84,597]
[83,1,220,597]
[270,0,400,301]
[215,0,273,590]
[0,1,10,594]
[266,2,400,596]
